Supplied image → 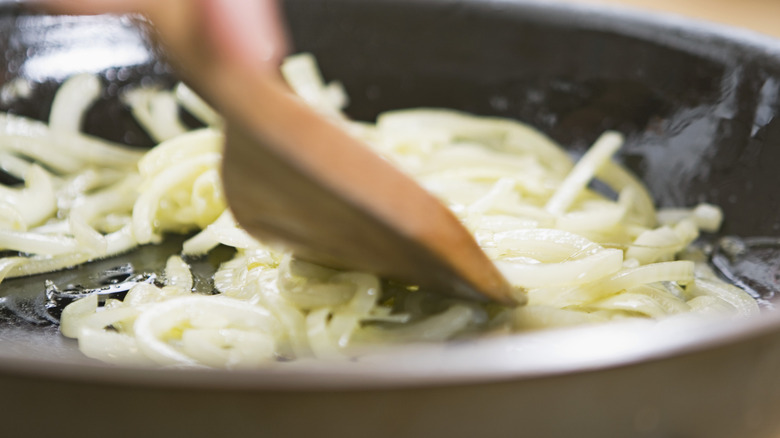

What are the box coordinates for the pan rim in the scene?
[1,0,780,391]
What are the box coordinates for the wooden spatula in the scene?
[142,1,520,305]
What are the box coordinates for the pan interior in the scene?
[0,0,779,384]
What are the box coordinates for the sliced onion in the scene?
[591,261,695,299]
[492,228,605,261]
[498,248,624,288]
[164,255,193,291]
[175,83,222,127]
[77,327,155,366]
[545,131,623,215]
[597,161,657,227]
[688,278,759,317]
[134,295,280,367]
[306,308,340,358]
[378,305,475,343]
[123,87,188,143]
[181,328,276,369]
[132,152,221,243]
[49,73,101,133]
[0,229,80,255]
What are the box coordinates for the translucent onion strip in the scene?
[175,83,222,127]
[688,278,759,317]
[588,261,696,299]
[132,152,221,243]
[497,248,624,289]
[491,228,605,261]
[597,161,657,227]
[123,87,189,143]
[134,295,281,368]
[164,256,193,291]
[657,203,723,232]
[0,113,143,171]
[370,305,477,343]
[545,131,624,215]
[49,73,102,133]
[0,229,80,255]
[6,225,136,278]
[0,152,32,180]
[0,164,57,227]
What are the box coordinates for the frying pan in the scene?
[1,0,780,437]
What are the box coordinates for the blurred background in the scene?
[565,0,780,37]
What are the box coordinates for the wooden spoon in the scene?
[142,1,520,305]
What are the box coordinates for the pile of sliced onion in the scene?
[0,53,758,369]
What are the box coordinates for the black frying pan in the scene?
[1,1,780,437]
